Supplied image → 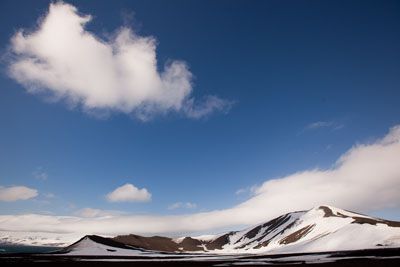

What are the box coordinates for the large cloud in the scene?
[0,186,38,202]
[0,125,399,235]
[7,2,232,120]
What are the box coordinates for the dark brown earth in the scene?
[237,212,306,249]
[239,213,294,243]
[279,224,315,245]
[228,212,305,250]
[204,232,232,250]
[178,237,204,251]
[113,232,238,252]
[113,234,179,252]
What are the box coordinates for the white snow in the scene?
[192,234,218,242]
[0,231,82,247]
[174,234,217,244]
[65,237,147,256]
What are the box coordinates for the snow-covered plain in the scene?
[0,231,83,247]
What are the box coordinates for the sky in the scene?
[0,0,400,236]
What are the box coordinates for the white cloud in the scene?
[168,202,197,210]
[183,96,233,119]
[43,193,55,198]
[74,208,124,218]
[7,2,232,120]
[235,185,258,195]
[1,125,400,235]
[106,183,151,203]
[33,167,48,181]
[304,121,344,131]
[0,186,38,202]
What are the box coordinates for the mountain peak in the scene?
[306,205,400,228]
[309,205,350,215]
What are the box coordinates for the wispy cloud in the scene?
[298,120,344,135]
[74,208,126,218]
[168,202,197,210]
[183,96,234,119]
[43,193,55,199]
[235,185,258,196]
[304,121,344,131]
[33,167,48,181]
[0,185,38,202]
[106,183,151,203]
[1,125,400,235]
[7,2,232,120]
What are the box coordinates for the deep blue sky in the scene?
[0,0,400,219]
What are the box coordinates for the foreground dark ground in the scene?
[1,247,399,266]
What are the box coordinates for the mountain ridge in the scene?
[110,205,400,254]
[2,205,400,255]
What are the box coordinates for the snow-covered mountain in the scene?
[2,206,400,255]
[60,235,161,256]
[113,206,400,254]
[190,205,400,254]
